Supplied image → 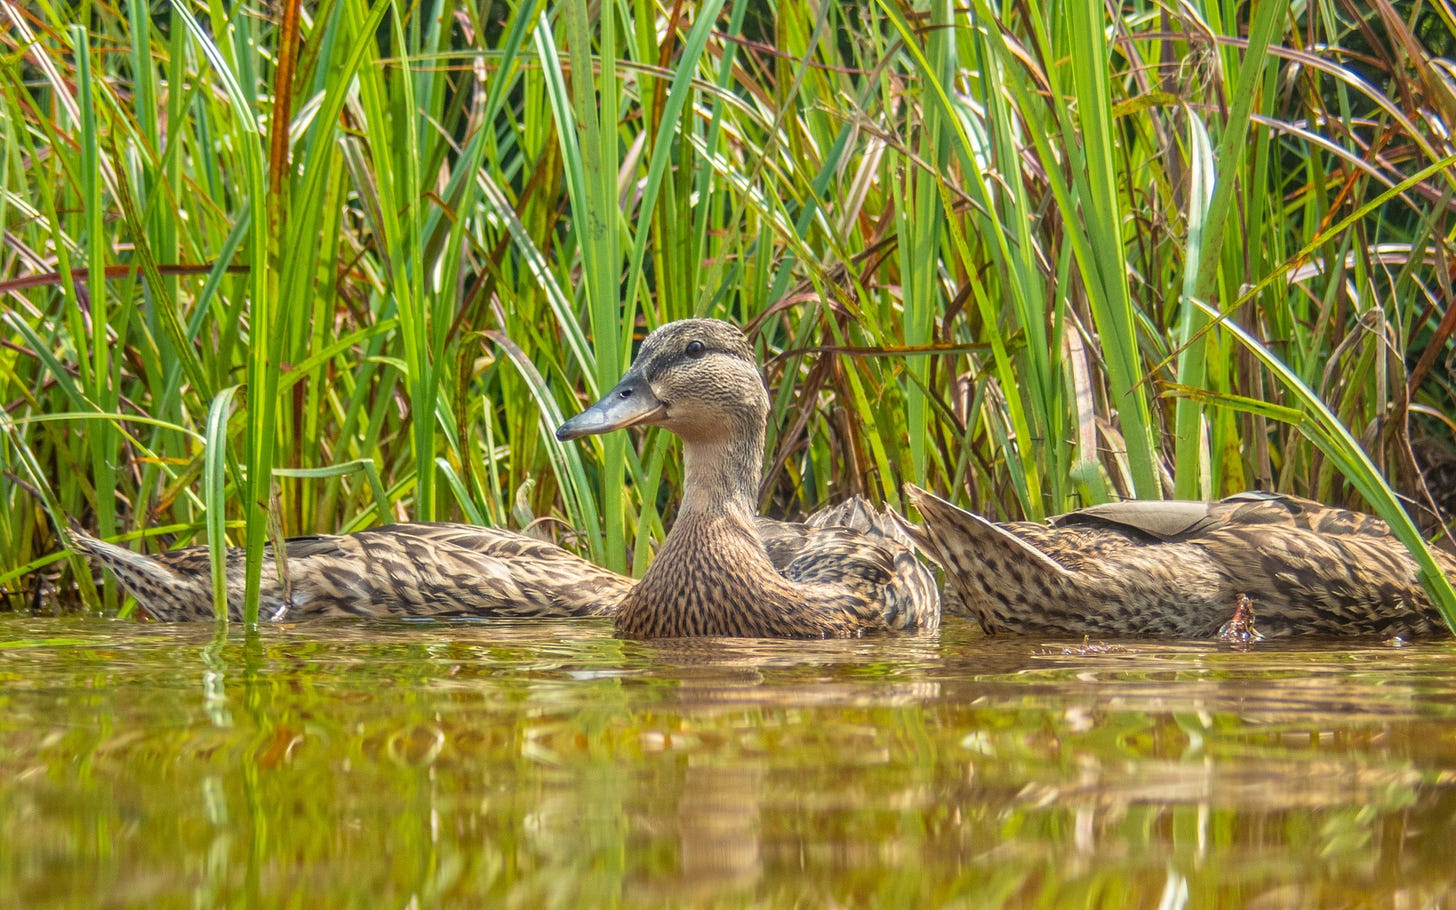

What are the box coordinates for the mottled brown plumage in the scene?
[556,319,939,639]
[71,522,632,622]
[904,485,1455,638]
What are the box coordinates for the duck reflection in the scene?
[653,762,765,897]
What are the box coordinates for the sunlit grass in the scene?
[0,0,1452,626]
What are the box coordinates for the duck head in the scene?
[555,319,769,446]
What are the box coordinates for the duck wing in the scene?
[1208,491,1404,538]
[1051,499,1225,539]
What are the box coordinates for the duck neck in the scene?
[619,415,793,637]
[674,419,765,526]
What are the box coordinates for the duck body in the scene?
[71,522,633,622]
[905,485,1454,638]
[558,319,938,639]
[617,509,890,638]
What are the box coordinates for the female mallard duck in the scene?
[556,318,939,639]
[70,522,633,622]
[903,484,1455,638]
[69,320,935,631]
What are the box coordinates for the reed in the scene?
[1,0,1452,626]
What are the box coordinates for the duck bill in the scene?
[556,374,666,441]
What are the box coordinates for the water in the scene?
[2,614,1454,908]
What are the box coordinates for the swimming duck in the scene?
[903,484,1455,638]
[556,318,939,639]
[70,521,633,622]
[69,322,935,629]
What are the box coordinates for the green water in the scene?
[2,615,1454,908]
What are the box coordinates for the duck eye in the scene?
[685,340,706,358]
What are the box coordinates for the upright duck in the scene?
[69,319,936,632]
[557,318,938,638]
[904,484,1455,638]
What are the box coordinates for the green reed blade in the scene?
[204,385,240,622]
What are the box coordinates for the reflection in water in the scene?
[0,616,1454,906]
[626,762,765,899]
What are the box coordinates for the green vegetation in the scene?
[1,0,1453,624]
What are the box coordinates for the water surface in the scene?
[2,615,1453,907]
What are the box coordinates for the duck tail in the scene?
[805,495,914,547]
[68,528,209,621]
[901,484,1071,623]
[797,495,940,632]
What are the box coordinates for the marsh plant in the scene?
[1,0,1453,623]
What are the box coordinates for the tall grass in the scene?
[0,0,1453,626]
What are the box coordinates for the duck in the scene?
[68,321,936,630]
[70,521,634,622]
[903,484,1456,638]
[556,318,939,639]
